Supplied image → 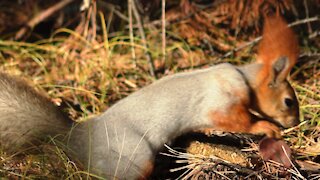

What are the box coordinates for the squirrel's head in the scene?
[253,14,300,128]
[254,56,300,128]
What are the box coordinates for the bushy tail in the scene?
[0,72,73,152]
[257,13,299,77]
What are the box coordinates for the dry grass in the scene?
[0,0,319,179]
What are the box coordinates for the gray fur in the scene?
[0,72,72,151]
[68,63,251,178]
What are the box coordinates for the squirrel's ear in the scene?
[269,56,290,86]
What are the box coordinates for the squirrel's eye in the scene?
[284,98,293,108]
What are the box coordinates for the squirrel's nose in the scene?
[292,117,300,126]
[286,117,300,128]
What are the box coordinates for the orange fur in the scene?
[139,160,154,180]
[250,14,300,130]
[208,89,251,133]
[208,103,251,133]
[208,89,281,138]
[249,120,281,138]
[208,102,281,138]
[257,14,299,80]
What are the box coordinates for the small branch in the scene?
[98,1,129,22]
[15,0,75,40]
[309,30,320,39]
[213,16,320,62]
[90,0,97,41]
[161,0,166,63]
[128,0,136,64]
[214,37,261,62]
[83,2,93,38]
[173,15,320,71]
[303,0,312,34]
[288,16,319,27]
[132,0,155,77]
[128,0,227,29]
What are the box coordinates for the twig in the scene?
[172,15,320,71]
[303,0,312,34]
[83,2,93,39]
[309,30,320,39]
[91,0,97,41]
[283,121,307,134]
[15,0,75,40]
[128,0,136,64]
[132,0,155,77]
[129,0,227,29]
[283,146,306,180]
[161,0,166,63]
[97,1,129,22]
[288,16,319,27]
[213,16,320,63]
[214,37,261,62]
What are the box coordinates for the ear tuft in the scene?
[257,15,299,71]
[272,56,290,83]
[273,56,288,74]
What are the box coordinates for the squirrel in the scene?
[0,14,300,179]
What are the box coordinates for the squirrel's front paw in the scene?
[250,121,281,138]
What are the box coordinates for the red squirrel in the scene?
[0,14,299,179]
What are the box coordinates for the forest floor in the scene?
[0,0,319,179]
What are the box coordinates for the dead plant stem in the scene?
[15,0,75,40]
[162,0,166,64]
[128,0,136,64]
[132,0,155,77]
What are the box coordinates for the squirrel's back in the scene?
[72,63,250,178]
